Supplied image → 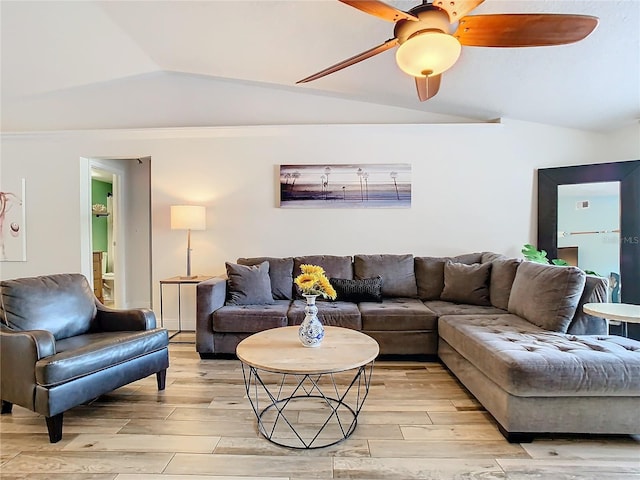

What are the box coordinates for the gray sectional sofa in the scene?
[196,252,640,441]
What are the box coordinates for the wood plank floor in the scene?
[1,335,639,479]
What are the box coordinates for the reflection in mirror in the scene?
[557,182,621,302]
[537,159,640,340]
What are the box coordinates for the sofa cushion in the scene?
[414,256,447,300]
[330,276,383,303]
[415,253,483,301]
[488,257,521,310]
[37,329,168,387]
[424,300,507,316]
[441,261,492,306]
[508,262,586,333]
[438,314,640,397]
[225,261,275,306]
[237,257,294,300]
[213,301,290,333]
[354,254,417,298]
[453,252,484,264]
[294,255,352,280]
[359,298,437,331]
[287,300,361,329]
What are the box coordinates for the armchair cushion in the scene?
[36,329,168,387]
[1,274,97,340]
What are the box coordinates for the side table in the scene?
[160,275,213,341]
[583,302,640,337]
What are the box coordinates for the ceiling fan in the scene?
[297,0,598,101]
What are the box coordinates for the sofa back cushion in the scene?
[294,255,353,297]
[354,254,417,298]
[0,273,97,340]
[415,253,483,301]
[567,274,609,335]
[294,255,353,279]
[508,262,586,332]
[225,261,275,305]
[414,257,446,300]
[237,257,294,300]
[487,257,521,310]
[440,261,492,306]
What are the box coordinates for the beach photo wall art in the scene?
[280,164,411,208]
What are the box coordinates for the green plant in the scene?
[521,244,600,276]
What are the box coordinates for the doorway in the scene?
[81,157,152,309]
[91,167,117,306]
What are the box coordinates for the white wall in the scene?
[1,120,637,329]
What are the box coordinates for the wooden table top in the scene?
[160,275,214,284]
[584,303,640,324]
[236,326,379,374]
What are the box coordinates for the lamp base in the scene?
[180,275,198,280]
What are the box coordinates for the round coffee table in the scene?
[236,326,379,449]
[584,302,640,337]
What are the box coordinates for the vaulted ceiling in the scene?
[1,0,638,132]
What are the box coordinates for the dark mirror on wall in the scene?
[537,160,640,340]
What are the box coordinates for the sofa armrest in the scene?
[567,274,609,335]
[95,303,157,331]
[196,276,227,354]
[0,324,55,409]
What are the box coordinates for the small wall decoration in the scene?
[0,178,26,261]
[280,164,411,208]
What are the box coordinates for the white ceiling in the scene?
[1,0,638,132]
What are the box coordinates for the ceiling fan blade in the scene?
[415,74,442,102]
[432,0,484,22]
[338,0,418,22]
[455,14,598,47]
[297,38,399,84]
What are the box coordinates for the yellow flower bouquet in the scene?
[294,264,337,300]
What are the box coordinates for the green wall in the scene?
[91,179,111,253]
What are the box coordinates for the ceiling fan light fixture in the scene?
[395,30,461,77]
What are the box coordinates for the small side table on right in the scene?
[583,302,640,337]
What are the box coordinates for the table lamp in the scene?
[170,205,206,279]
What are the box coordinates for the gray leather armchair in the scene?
[0,273,169,442]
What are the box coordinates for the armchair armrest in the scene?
[95,303,157,331]
[196,276,227,353]
[0,325,55,410]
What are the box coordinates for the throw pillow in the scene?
[225,261,275,305]
[237,257,294,300]
[508,261,586,332]
[354,254,417,298]
[330,276,383,303]
[440,261,492,306]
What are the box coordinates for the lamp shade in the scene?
[395,31,461,77]
[170,205,206,231]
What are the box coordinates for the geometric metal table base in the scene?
[241,362,374,449]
